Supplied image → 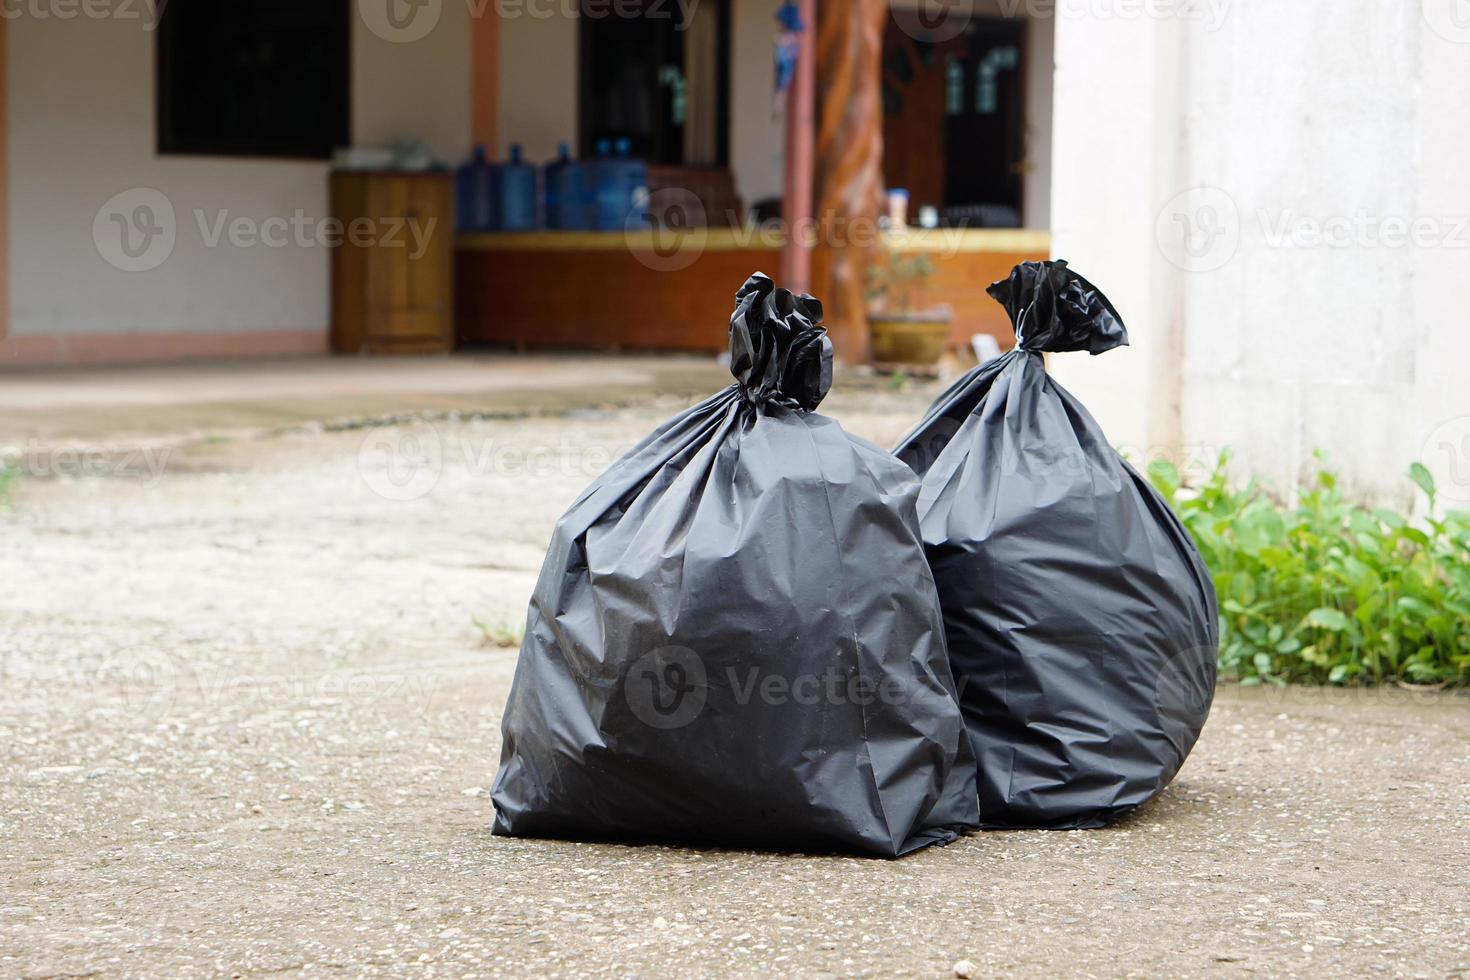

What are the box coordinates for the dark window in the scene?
[882,17,1027,226]
[157,0,350,160]
[578,0,731,166]
[944,20,1025,222]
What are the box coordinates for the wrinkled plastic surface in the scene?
[894,260,1219,830]
[493,273,980,856]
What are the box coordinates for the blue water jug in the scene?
[496,143,538,232]
[590,138,649,232]
[543,142,586,231]
[613,138,650,231]
[593,138,649,231]
[455,144,496,232]
[586,139,612,230]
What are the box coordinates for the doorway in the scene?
[882,16,1027,227]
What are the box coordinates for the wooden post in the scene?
[779,0,816,293]
[0,13,8,345]
[814,0,887,365]
[471,7,500,152]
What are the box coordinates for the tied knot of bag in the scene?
[987,259,1129,356]
[728,272,834,412]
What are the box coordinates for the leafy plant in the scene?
[473,615,525,650]
[865,252,937,316]
[0,461,18,506]
[1149,452,1470,686]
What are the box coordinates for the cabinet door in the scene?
[366,176,453,353]
[329,173,371,354]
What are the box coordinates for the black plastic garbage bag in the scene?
[492,273,979,856]
[893,260,1218,830]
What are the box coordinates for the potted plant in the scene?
[865,252,953,369]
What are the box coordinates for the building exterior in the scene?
[2,0,1467,503]
[0,0,1052,366]
[1,2,480,364]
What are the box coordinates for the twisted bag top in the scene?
[894,259,1219,831]
[988,258,1127,355]
[728,272,834,411]
[492,272,979,856]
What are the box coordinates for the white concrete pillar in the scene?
[1048,0,1470,507]
[1046,7,1185,463]
[1409,9,1470,511]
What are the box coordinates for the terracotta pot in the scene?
[868,310,952,367]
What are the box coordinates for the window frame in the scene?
[576,0,732,168]
[155,0,352,161]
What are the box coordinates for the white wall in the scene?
[7,8,469,339]
[1047,8,1181,457]
[729,0,785,208]
[356,2,471,159]
[1410,5,1470,509]
[1049,0,1470,508]
[496,7,580,161]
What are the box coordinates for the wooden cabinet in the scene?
[330,171,454,354]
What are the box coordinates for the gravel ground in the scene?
[2,379,1468,978]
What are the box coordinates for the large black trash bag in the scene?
[893,260,1219,830]
[492,272,979,856]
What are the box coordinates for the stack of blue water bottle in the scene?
[455,140,648,233]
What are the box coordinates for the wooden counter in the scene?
[455,228,1049,354]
